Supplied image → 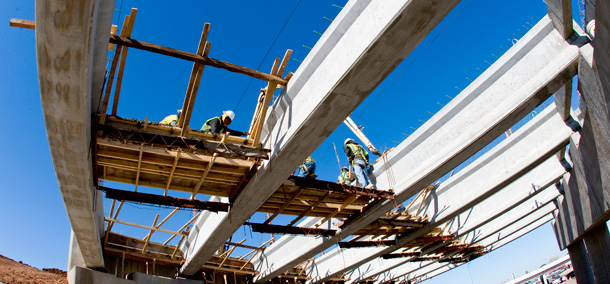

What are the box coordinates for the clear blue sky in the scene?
[0,0,587,283]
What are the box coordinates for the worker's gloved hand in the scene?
[242,131,250,136]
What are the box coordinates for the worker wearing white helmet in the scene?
[344,138,375,188]
[201,110,249,137]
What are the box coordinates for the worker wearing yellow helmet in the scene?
[295,156,316,179]
[201,110,249,137]
[160,109,182,127]
[344,138,375,188]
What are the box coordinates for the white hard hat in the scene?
[344,138,355,145]
[223,110,235,121]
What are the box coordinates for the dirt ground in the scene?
[0,254,67,284]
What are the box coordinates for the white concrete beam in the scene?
[306,97,573,283]
[36,0,115,268]
[391,211,555,283]
[255,14,578,282]
[355,179,562,283]
[342,15,578,233]
[182,0,462,275]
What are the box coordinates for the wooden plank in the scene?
[105,217,187,236]
[164,212,200,246]
[100,15,130,123]
[179,23,210,129]
[109,35,287,85]
[164,149,181,196]
[180,23,212,133]
[315,196,359,227]
[134,143,144,192]
[97,137,254,168]
[251,58,280,143]
[97,156,241,183]
[142,208,179,247]
[109,25,117,51]
[101,170,232,197]
[287,192,331,226]
[141,214,159,253]
[180,42,212,136]
[102,116,258,146]
[264,187,305,224]
[9,18,35,29]
[276,49,293,78]
[192,153,218,199]
[111,8,138,116]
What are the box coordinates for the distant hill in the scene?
[0,254,67,283]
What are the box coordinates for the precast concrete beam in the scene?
[256,11,577,284]
[340,15,578,235]
[36,0,115,268]
[347,156,564,283]
[361,186,560,283]
[306,99,573,283]
[181,0,463,276]
[389,212,555,284]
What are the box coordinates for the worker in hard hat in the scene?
[344,138,375,188]
[337,166,356,185]
[160,109,182,127]
[201,110,249,137]
[295,156,317,179]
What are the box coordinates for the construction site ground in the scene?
[0,254,67,284]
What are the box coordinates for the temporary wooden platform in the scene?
[96,116,265,198]
[259,176,394,226]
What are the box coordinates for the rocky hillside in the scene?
[0,254,67,283]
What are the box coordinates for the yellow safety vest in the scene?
[160,114,179,125]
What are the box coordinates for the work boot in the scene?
[365,184,375,189]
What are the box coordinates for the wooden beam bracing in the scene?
[180,34,212,134]
[105,217,187,236]
[111,8,138,116]
[9,18,35,29]
[108,35,288,85]
[100,14,130,123]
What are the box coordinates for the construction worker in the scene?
[201,110,249,137]
[295,156,316,179]
[337,166,356,185]
[160,109,181,127]
[344,138,375,188]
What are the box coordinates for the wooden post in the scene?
[111,8,138,116]
[567,240,595,284]
[583,224,610,283]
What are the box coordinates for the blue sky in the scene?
[0,0,588,282]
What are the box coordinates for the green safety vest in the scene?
[346,143,368,162]
[160,114,178,125]
[338,171,354,185]
[201,117,226,134]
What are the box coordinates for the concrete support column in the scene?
[583,224,610,283]
[567,240,595,284]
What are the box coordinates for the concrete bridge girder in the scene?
[181,0,462,276]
